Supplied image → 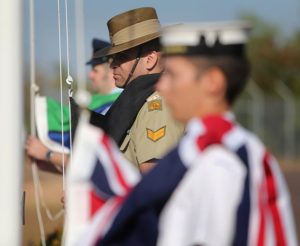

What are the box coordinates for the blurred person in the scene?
[26,38,121,172]
[92,7,184,173]
[155,22,298,245]
[86,38,122,114]
[98,22,297,246]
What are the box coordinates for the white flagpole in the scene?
[0,0,23,245]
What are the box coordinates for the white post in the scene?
[0,0,23,245]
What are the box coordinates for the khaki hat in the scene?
[94,7,161,58]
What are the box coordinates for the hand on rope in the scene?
[25,136,69,174]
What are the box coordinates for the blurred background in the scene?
[22,0,300,244]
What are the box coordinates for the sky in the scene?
[23,0,300,83]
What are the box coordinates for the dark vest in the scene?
[90,73,160,146]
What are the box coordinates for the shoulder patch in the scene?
[146,126,166,142]
[148,99,162,111]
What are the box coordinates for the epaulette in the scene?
[147,92,162,112]
[147,92,161,102]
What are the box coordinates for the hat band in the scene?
[163,44,245,57]
[112,19,160,46]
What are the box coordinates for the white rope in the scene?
[29,3,65,246]
[31,0,65,224]
[64,0,74,166]
[34,166,65,221]
[29,0,46,245]
[64,0,71,77]
[33,0,65,223]
[57,0,66,191]
[68,93,73,166]
[31,166,46,246]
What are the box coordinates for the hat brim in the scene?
[86,57,109,66]
[93,32,160,59]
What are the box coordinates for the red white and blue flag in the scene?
[97,113,297,246]
[64,118,140,246]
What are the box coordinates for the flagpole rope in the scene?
[64,0,74,167]
[57,0,66,191]
[29,0,46,245]
[29,3,65,246]
[31,0,65,226]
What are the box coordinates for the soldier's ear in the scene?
[145,50,159,71]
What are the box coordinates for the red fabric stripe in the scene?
[257,183,266,246]
[92,196,126,245]
[263,152,287,246]
[101,134,130,192]
[196,115,233,150]
[90,190,106,217]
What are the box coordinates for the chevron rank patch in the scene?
[148,99,162,111]
[146,126,166,142]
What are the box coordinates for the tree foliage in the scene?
[240,13,300,95]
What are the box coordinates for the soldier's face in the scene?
[110,48,143,87]
[157,56,207,123]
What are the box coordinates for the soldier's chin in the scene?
[115,79,125,88]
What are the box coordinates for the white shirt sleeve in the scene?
[158,145,246,246]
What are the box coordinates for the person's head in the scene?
[110,38,162,87]
[94,7,163,88]
[156,22,251,123]
[86,39,115,94]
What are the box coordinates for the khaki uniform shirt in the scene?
[120,91,184,167]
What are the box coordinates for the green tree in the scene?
[239,13,300,95]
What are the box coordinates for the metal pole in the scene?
[0,0,23,245]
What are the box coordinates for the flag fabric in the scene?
[35,91,121,153]
[64,116,140,246]
[98,113,297,246]
[89,93,120,115]
[35,96,71,153]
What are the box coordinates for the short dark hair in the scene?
[140,38,160,54]
[189,56,250,105]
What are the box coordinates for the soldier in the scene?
[93,7,184,173]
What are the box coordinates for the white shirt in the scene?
[158,145,246,246]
